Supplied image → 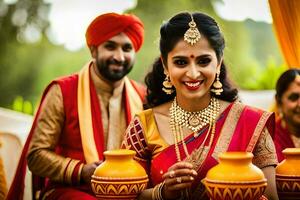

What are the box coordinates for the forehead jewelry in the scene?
[184,14,201,45]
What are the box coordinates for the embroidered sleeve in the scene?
[121,116,150,163]
[252,127,278,168]
[27,84,82,185]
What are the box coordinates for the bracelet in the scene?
[152,181,165,200]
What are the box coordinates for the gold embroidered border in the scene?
[78,61,99,163]
[253,152,278,168]
[64,159,80,185]
[212,102,245,160]
[246,112,271,152]
[77,163,84,183]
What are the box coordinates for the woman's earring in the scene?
[211,72,223,95]
[162,74,174,95]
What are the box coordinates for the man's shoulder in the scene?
[54,73,79,83]
[47,73,79,94]
[128,78,144,87]
[127,78,146,99]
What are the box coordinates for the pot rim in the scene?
[203,178,267,184]
[91,175,149,181]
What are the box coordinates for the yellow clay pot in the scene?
[276,148,300,200]
[91,149,148,200]
[203,152,267,200]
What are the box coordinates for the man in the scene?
[7,12,145,200]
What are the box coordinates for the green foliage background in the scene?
[0,0,286,114]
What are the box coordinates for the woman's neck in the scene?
[286,122,300,137]
[175,93,212,112]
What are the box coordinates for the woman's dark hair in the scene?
[144,12,238,108]
[275,69,300,104]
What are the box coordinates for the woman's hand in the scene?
[81,161,102,183]
[161,162,197,199]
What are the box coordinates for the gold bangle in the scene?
[152,184,158,200]
[152,181,165,200]
[158,181,165,200]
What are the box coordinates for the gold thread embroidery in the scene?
[252,128,278,168]
[77,163,84,183]
[246,112,271,152]
[212,102,245,160]
[65,160,80,185]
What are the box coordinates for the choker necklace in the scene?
[169,97,220,161]
[170,97,220,134]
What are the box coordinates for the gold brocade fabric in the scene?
[268,0,300,68]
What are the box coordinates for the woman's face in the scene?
[165,37,221,104]
[280,78,300,130]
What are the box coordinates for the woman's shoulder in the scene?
[232,101,275,124]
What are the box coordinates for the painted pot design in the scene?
[276,148,300,200]
[91,149,148,199]
[203,152,267,200]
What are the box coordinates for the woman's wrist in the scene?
[152,181,165,200]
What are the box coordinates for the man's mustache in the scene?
[108,59,127,66]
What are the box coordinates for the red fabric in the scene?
[274,119,295,162]
[86,13,144,51]
[56,75,86,162]
[89,74,105,159]
[71,162,83,186]
[43,186,96,200]
[150,103,274,200]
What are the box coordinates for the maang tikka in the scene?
[184,13,201,45]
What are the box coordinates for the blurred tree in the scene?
[0,0,50,107]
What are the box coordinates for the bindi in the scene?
[190,55,195,58]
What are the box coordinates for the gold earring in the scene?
[211,72,223,95]
[162,74,174,95]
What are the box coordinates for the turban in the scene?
[86,13,144,52]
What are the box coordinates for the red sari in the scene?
[274,119,295,162]
[122,101,276,199]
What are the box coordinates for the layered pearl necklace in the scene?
[169,97,220,161]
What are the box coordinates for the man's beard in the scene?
[96,58,133,82]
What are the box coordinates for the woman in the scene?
[122,12,278,200]
[274,69,300,162]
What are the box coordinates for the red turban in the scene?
[86,13,144,52]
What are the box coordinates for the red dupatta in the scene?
[274,119,295,162]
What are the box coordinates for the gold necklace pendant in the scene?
[188,114,201,127]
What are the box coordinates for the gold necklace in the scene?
[169,97,220,162]
[170,97,219,134]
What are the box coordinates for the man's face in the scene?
[93,32,136,82]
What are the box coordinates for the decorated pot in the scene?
[202,152,267,200]
[91,149,148,199]
[276,148,300,200]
